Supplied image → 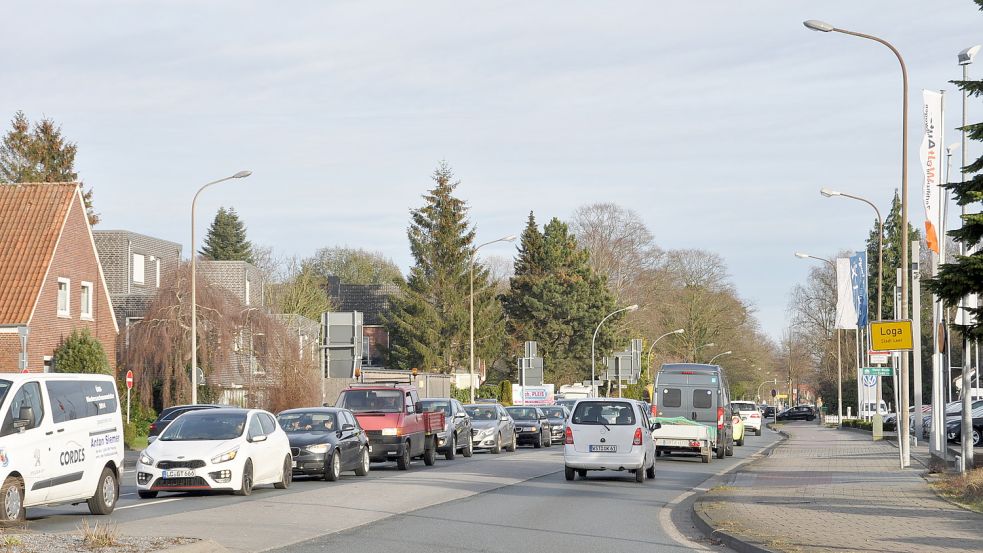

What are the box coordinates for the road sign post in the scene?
[862,366,893,377]
[125,369,134,424]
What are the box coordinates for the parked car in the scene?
[541,405,571,444]
[0,373,125,522]
[506,406,552,448]
[137,408,292,498]
[763,406,776,418]
[419,398,474,459]
[277,408,370,481]
[148,404,225,437]
[731,400,762,436]
[654,363,735,459]
[563,399,658,482]
[777,405,816,421]
[945,416,982,447]
[465,403,516,453]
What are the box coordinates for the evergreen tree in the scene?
[864,191,920,321]
[388,162,505,372]
[0,111,98,224]
[53,328,111,374]
[502,213,618,385]
[200,207,255,263]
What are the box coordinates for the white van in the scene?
[0,373,124,521]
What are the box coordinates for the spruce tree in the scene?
[200,207,255,263]
[388,162,505,373]
[502,213,618,385]
[864,191,920,320]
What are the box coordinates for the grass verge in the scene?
[934,467,983,514]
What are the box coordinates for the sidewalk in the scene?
[693,423,983,553]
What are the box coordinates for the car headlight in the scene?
[305,444,330,454]
[139,451,154,466]
[381,428,399,436]
[210,447,239,464]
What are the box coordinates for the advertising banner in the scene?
[512,384,555,406]
[835,258,858,329]
[849,251,869,328]
[921,89,943,254]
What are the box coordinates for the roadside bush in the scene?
[53,328,111,374]
[477,383,499,400]
[451,385,471,405]
[499,380,513,406]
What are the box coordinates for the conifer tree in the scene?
[200,207,255,263]
[865,191,920,320]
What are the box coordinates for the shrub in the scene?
[499,380,513,406]
[477,384,499,400]
[53,328,110,374]
[450,385,471,404]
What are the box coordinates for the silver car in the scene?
[465,403,516,454]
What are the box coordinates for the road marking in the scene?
[116,498,183,510]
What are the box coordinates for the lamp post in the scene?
[190,171,251,405]
[795,252,843,424]
[646,329,684,381]
[804,18,911,466]
[708,350,733,365]
[692,342,715,363]
[591,304,639,397]
[469,234,516,403]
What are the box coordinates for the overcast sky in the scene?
[3,1,980,340]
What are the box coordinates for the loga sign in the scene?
[869,320,914,351]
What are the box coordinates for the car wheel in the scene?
[756,428,762,436]
[565,465,575,481]
[463,435,474,458]
[423,438,437,466]
[736,437,745,446]
[726,442,734,456]
[715,444,725,459]
[507,433,517,452]
[325,452,342,481]
[396,443,412,470]
[974,428,981,448]
[545,432,552,448]
[87,467,118,515]
[275,456,292,489]
[0,477,25,522]
[235,460,254,496]
[138,490,158,499]
[702,452,711,464]
[534,432,543,449]
[445,434,456,461]
[634,467,644,483]
[355,447,370,476]
[491,433,502,454]
[646,462,656,479]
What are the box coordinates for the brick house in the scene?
[0,183,118,373]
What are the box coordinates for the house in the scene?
[93,230,181,349]
[326,276,399,367]
[198,260,264,308]
[0,183,118,373]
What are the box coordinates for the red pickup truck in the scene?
[334,383,444,470]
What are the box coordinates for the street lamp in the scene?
[708,350,732,365]
[691,342,715,363]
[469,234,517,403]
[646,329,684,381]
[591,304,639,397]
[804,17,911,467]
[190,170,252,405]
[795,252,844,425]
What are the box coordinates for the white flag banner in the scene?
[835,257,858,330]
[921,90,943,254]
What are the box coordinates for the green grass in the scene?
[934,467,983,514]
[129,435,148,451]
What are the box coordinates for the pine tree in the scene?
[502,213,618,385]
[388,162,505,372]
[200,207,255,263]
[0,111,98,224]
[864,191,920,320]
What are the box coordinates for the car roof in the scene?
[278,407,346,415]
[178,407,255,416]
[465,403,500,407]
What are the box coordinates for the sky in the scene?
[2,1,981,341]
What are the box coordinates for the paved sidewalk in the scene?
[694,423,983,553]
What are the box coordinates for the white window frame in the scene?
[155,258,161,288]
[133,253,145,284]
[57,277,71,318]
[245,278,251,306]
[80,281,94,320]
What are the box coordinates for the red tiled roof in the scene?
[0,183,78,324]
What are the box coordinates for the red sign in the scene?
[21,368,28,374]
[125,370,134,389]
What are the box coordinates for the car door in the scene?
[42,380,94,502]
[338,411,358,467]
[498,406,514,442]
[0,381,48,504]
[636,402,655,464]
[258,412,285,479]
[245,414,271,482]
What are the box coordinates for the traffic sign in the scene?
[770,389,777,398]
[21,368,28,374]
[125,370,134,389]
[868,350,889,364]
[862,366,893,377]
[869,320,913,351]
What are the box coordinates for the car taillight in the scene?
[633,428,643,446]
[149,423,157,433]
[564,426,574,445]
[717,407,725,430]
[750,413,760,419]
[651,403,658,416]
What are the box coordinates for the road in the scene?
[25,430,780,552]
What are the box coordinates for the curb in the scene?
[160,539,229,553]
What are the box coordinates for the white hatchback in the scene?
[563,399,658,483]
[730,401,763,436]
[136,408,292,498]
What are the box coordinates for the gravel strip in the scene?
[0,531,197,553]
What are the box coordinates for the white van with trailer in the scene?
[0,373,124,522]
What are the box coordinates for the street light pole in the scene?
[691,342,715,363]
[805,20,910,465]
[469,235,516,403]
[794,252,843,423]
[646,329,685,382]
[591,304,639,397]
[190,171,251,405]
[708,350,733,365]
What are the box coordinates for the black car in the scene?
[945,415,982,447]
[420,398,474,460]
[506,406,552,448]
[148,404,225,437]
[762,406,776,418]
[777,405,816,421]
[277,407,370,481]
[540,405,570,444]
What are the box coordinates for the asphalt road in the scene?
[25,429,780,552]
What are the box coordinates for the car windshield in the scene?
[278,412,337,433]
[571,401,635,425]
[466,406,499,420]
[507,408,538,420]
[420,401,451,415]
[0,380,10,408]
[542,407,566,419]
[160,412,246,441]
[337,390,403,413]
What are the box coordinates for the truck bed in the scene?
[652,417,713,460]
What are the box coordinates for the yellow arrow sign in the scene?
[870,320,914,351]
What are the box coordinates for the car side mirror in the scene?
[413,401,422,414]
[342,423,355,431]
[147,435,158,444]
[500,415,509,421]
[650,422,662,431]
[455,412,467,418]
[14,405,35,430]
[250,434,268,443]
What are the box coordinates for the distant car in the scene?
[563,399,658,483]
[148,404,225,437]
[541,405,570,444]
[731,400,762,436]
[465,403,516,453]
[763,406,776,418]
[277,408,370,481]
[137,408,292,498]
[945,416,982,447]
[555,398,579,412]
[506,406,552,448]
[777,405,816,422]
[420,398,474,459]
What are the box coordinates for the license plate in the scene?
[589,445,617,452]
[658,439,690,447]
[161,469,194,478]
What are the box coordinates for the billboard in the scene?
[511,384,555,406]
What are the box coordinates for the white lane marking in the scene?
[116,498,183,510]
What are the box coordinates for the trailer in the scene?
[652,416,713,463]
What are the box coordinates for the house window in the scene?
[80,281,93,320]
[43,356,53,373]
[57,277,70,317]
[133,253,145,284]
[155,259,161,288]
[245,278,251,306]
